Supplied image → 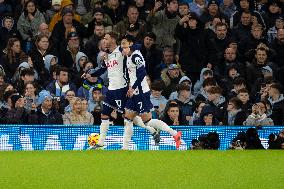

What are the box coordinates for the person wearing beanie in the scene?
[45,0,62,24]
[28,90,63,124]
[49,0,81,32]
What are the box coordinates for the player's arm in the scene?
[131,54,147,90]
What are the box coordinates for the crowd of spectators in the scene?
[0,0,284,132]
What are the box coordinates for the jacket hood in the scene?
[2,16,14,31]
[18,62,30,69]
[61,0,73,9]
[199,67,213,82]
[44,55,57,71]
[179,76,191,84]
[268,94,284,105]
[75,52,88,72]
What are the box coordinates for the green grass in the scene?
[0,151,283,189]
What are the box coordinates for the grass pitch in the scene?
[0,150,283,189]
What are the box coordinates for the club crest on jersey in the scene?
[106,60,118,68]
[132,55,143,65]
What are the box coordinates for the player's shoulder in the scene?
[131,50,144,65]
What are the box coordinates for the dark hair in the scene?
[151,80,166,91]
[203,69,213,76]
[215,22,227,30]
[238,88,249,94]
[24,81,39,95]
[194,101,206,112]
[24,0,37,17]
[177,82,190,92]
[20,68,34,77]
[105,31,119,42]
[207,86,222,94]
[270,83,283,93]
[35,34,49,50]
[229,97,243,110]
[202,78,217,88]
[233,77,246,86]
[179,2,189,7]
[56,67,69,76]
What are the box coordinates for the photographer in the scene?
[268,129,284,149]
[243,101,274,126]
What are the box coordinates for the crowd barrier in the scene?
[0,125,284,151]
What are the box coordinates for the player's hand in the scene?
[126,87,134,98]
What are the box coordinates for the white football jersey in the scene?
[105,46,128,90]
[127,50,150,94]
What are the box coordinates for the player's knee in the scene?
[140,112,152,123]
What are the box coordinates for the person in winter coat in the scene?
[161,63,185,99]
[175,13,208,83]
[17,0,45,52]
[81,98,94,125]
[147,0,180,48]
[0,38,27,81]
[77,75,107,99]
[169,76,192,100]
[63,97,85,125]
[267,83,284,125]
[150,80,168,118]
[45,0,62,24]
[161,100,187,126]
[224,97,247,125]
[243,101,274,126]
[193,68,213,96]
[49,0,81,32]
[0,16,21,52]
[195,77,218,102]
[193,104,220,125]
[28,90,63,124]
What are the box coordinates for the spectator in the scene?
[243,101,274,126]
[224,97,247,125]
[193,68,213,96]
[161,100,187,126]
[220,65,241,96]
[0,38,27,81]
[175,13,208,83]
[232,10,252,42]
[219,0,236,20]
[44,0,61,24]
[175,83,195,124]
[267,83,284,125]
[49,0,81,32]
[178,2,190,17]
[169,75,192,100]
[58,89,75,114]
[267,16,284,44]
[63,97,85,125]
[114,5,146,41]
[43,54,58,83]
[237,88,252,116]
[262,0,282,30]
[134,0,152,21]
[0,16,21,52]
[51,11,88,61]
[84,24,105,64]
[30,34,57,83]
[150,80,168,118]
[81,98,94,125]
[140,32,162,81]
[46,66,77,97]
[14,67,36,94]
[88,85,104,112]
[206,86,226,123]
[23,81,38,112]
[102,0,126,25]
[17,0,45,53]
[28,90,63,124]
[147,0,180,48]
[192,101,207,124]
[195,77,218,102]
[36,23,51,38]
[193,104,220,125]
[0,94,29,124]
[189,0,207,17]
[200,0,225,25]
[0,0,12,16]
[161,63,185,99]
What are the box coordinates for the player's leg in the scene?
[122,110,136,150]
[97,114,110,147]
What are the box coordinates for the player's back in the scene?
[127,50,150,94]
[106,46,128,90]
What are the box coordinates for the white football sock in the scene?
[122,119,133,150]
[133,116,156,134]
[146,119,177,136]
[97,119,110,146]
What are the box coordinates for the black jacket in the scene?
[269,95,284,125]
[175,24,208,73]
[28,108,63,125]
